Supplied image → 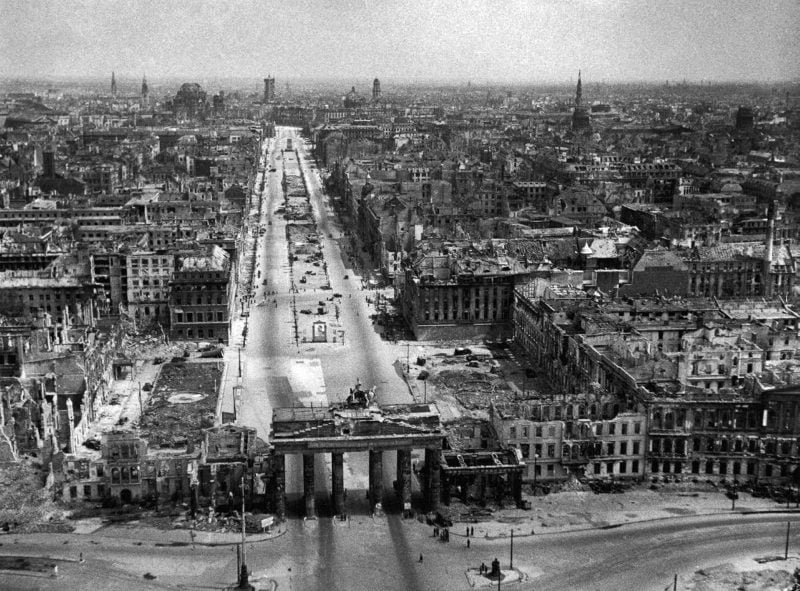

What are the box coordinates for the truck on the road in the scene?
[286,138,293,151]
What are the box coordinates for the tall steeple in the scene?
[111,71,117,96]
[140,74,149,108]
[571,69,590,132]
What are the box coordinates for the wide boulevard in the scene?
[2,513,799,590]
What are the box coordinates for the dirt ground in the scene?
[684,560,800,591]
[138,361,223,448]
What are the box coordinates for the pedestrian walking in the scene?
[471,526,475,537]
[466,526,470,537]
[419,554,423,563]
[467,539,470,549]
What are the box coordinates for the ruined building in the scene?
[508,283,800,486]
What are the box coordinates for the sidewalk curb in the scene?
[466,507,800,541]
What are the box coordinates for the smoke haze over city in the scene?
[2,0,799,83]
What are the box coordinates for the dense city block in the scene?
[1,2,800,588]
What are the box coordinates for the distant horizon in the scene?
[2,0,798,84]
[2,74,799,90]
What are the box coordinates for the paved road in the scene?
[238,126,413,508]
[3,513,799,590]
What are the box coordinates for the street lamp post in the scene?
[237,474,253,589]
[510,528,514,570]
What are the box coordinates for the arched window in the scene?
[653,410,663,430]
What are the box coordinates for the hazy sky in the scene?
[1,0,799,83]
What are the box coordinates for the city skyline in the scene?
[2,0,799,83]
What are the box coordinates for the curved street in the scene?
[2,512,799,590]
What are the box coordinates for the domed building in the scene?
[172,82,208,121]
[343,86,366,109]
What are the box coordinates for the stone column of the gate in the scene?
[303,453,316,518]
[396,449,412,511]
[369,449,383,509]
[274,454,286,520]
[331,451,345,515]
[425,447,440,512]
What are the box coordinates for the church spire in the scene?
[575,69,582,108]
[111,71,117,95]
[141,74,148,97]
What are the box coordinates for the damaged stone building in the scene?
[508,281,800,486]
[168,245,232,343]
[399,241,531,340]
[490,401,648,483]
[58,425,269,509]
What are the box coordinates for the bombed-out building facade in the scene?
[499,281,800,487]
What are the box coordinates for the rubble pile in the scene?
[119,330,182,362]
[429,369,515,410]
[0,460,64,532]
[683,563,800,591]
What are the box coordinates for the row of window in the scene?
[509,420,641,439]
[531,460,641,477]
[559,440,641,458]
[652,436,799,456]
[513,402,626,422]
[28,292,80,302]
[174,327,220,340]
[69,483,105,499]
[652,460,793,478]
[111,466,139,484]
[174,295,225,305]
[130,257,171,267]
[175,311,225,323]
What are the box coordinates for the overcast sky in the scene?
[1,0,799,83]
